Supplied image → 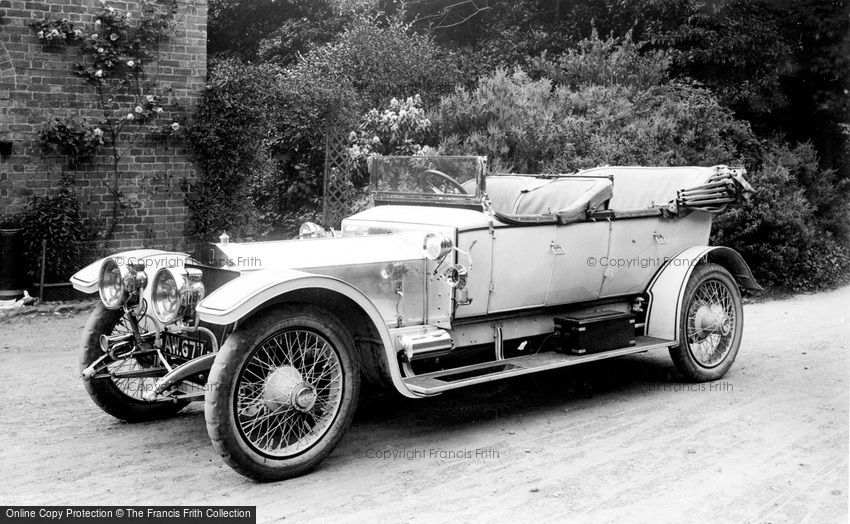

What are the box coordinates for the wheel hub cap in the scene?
[694,304,732,338]
[292,384,317,412]
[262,366,316,413]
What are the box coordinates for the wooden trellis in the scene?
[322,129,354,229]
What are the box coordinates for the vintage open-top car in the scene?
[71,155,760,481]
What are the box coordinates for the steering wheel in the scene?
[418,169,468,195]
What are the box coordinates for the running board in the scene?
[403,336,676,395]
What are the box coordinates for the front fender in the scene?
[70,249,189,294]
[644,246,762,342]
[196,269,418,398]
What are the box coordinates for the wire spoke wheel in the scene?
[80,303,188,422]
[235,329,344,457]
[205,305,360,481]
[104,316,159,401]
[670,263,744,382]
[685,279,737,367]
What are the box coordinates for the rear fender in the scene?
[196,269,417,398]
[645,246,762,342]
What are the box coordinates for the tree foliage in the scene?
[713,142,850,291]
[186,59,282,240]
[437,34,753,173]
[196,0,850,291]
[208,0,300,60]
[265,14,455,233]
[190,14,454,238]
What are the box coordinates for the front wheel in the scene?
[80,303,189,422]
[669,263,744,382]
[205,305,360,481]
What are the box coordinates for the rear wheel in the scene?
[669,263,744,381]
[205,305,360,481]
[80,303,189,422]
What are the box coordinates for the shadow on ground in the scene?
[355,352,681,428]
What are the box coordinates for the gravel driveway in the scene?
[1,286,847,523]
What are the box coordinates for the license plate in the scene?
[162,332,211,360]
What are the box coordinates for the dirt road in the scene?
[1,287,847,523]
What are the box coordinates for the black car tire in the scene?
[669,263,744,382]
[81,303,189,422]
[205,305,360,481]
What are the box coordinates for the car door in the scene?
[487,224,556,314]
[546,220,611,305]
[598,212,712,297]
[598,217,665,297]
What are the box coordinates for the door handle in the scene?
[550,242,566,255]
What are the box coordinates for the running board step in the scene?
[403,336,676,395]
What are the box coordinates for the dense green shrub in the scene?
[713,142,850,291]
[436,50,752,172]
[210,0,848,175]
[20,175,93,282]
[436,69,566,172]
[186,59,282,240]
[769,141,850,242]
[282,15,455,107]
[531,30,670,90]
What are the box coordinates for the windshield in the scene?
[369,155,486,206]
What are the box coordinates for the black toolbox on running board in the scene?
[554,310,636,355]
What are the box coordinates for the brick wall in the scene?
[0,0,207,251]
